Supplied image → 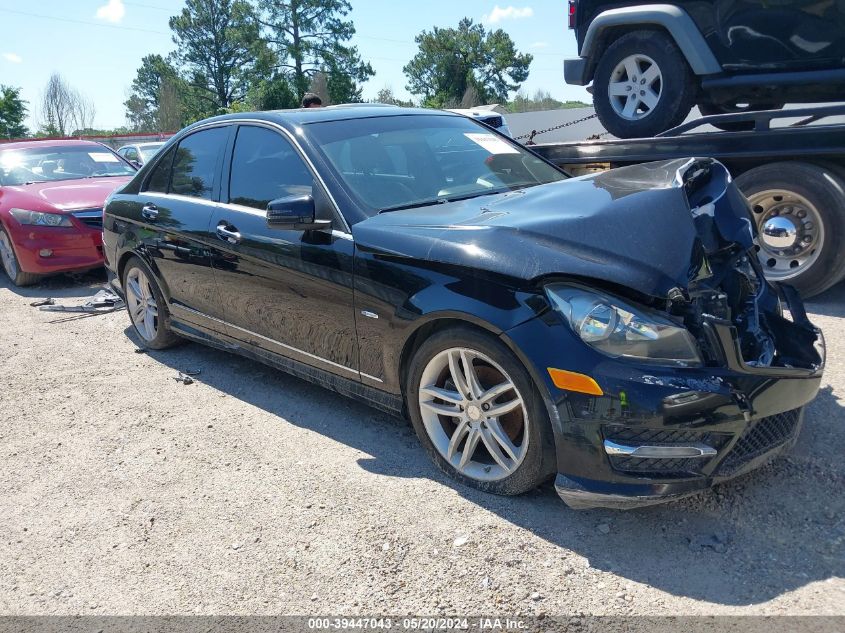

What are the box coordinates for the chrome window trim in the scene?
[173,304,381,383]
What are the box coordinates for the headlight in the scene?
[544,284,702,366]
[9,208,73,227]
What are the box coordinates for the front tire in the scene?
[0,228,40,287]
[736,162,845,297]
[406,326,554,496]
[592,30,696,138]
[122,256,181,349]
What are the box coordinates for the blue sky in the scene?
[0,0,590,130]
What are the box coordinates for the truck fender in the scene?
[580,4,722,77]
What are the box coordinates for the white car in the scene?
[116,142,166,167]
[445,107,512,137]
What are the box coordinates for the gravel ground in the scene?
[0,270,843,617]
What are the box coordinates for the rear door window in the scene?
[170,127,228,200]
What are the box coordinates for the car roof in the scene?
[189,105,457,131]
[0,139,107,151]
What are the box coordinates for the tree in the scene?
[169,0,265,113]
[39,73,96,136]
[258,0,374,102]
[374,87,414,107]
[0,85,28,139]
[508,89,590,113]
[404,18,532,107]
[124,54,183,132]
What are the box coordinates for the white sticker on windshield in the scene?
[464,133,519,155]
[88,152,119,163]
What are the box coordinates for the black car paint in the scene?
[572,0,845,71]
[103,108,824,508]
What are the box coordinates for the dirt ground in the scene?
[1,270,842,616]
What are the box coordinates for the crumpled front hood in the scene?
[5,176,132,211]
[352,158,754,298]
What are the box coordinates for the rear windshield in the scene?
[0,145,135,186]
[308,114,565,216]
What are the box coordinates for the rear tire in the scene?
[592,29,696,138]
[698,100,784,132]
[405,326,555,496]
[735,162,845,297]
[0,228,41,287]
[121,256,182,349]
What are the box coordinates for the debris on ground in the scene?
[173,369,202,385]
[37,287,124,315]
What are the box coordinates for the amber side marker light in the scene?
[547,368,604,396]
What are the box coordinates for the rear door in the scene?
[133,125,231,333]
[207,123,359,378]
[710,0,845,69]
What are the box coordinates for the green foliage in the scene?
[373,87,415,108]
[404,18,532,108]
[170,0,266,112]
[507,90,590,113]
[124,54,186,132]
[0,85,28,138]
[258,0,374,103]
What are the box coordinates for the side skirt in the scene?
[170,318,405,416]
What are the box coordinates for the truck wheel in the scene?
[592,30,696,139]
[698,100,784,132]
[736,162,845,298]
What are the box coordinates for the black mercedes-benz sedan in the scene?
[102,106,825,509]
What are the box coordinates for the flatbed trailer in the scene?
[530,105,845,297]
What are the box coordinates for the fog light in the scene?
[39,249,53,258]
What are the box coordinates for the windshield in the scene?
[139,144,164,162]
[308,114,565,216]
[0,145,136,186]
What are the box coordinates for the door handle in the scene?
[141,203,159,221]
[216,222,242,244]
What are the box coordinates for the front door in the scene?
[207,124,359,378]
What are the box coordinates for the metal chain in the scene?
[514,112,599,145]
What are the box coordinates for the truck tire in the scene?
[735,162,845,298]
[592,30,696,139]
[698,100,784,132]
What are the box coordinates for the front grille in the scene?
[71,208,103,229]
[603,426,730,477]
[716,408,802,476]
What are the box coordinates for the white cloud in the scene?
[531,41,549,48]
[2,52,22,63]
[95,0,126,23]
[483,5,534,24]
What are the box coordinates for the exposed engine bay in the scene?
[668,160,823,372]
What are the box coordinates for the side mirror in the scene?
[130,160,142,169]
[266,194,331,231]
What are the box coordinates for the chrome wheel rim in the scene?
[125,267,159,341]
[749,189,825,281]
[608,54,662,121]
[418,347,529,482]
[0,231,18,279]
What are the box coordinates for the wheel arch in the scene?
[581,5,721,81]
[116,248,173,304]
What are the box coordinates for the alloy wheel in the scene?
[749,189,825,281]
[125,267,159,341]
[0,231,19,279]
[417,347,529,482]
[608,54,662,121]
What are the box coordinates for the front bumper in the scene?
[9,223,104,275]
[505,292,825,510]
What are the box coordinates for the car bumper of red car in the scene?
[9,224,104,275]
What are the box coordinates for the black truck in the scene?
[530,106,845,297]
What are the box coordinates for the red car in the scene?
[0,140,136,286]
